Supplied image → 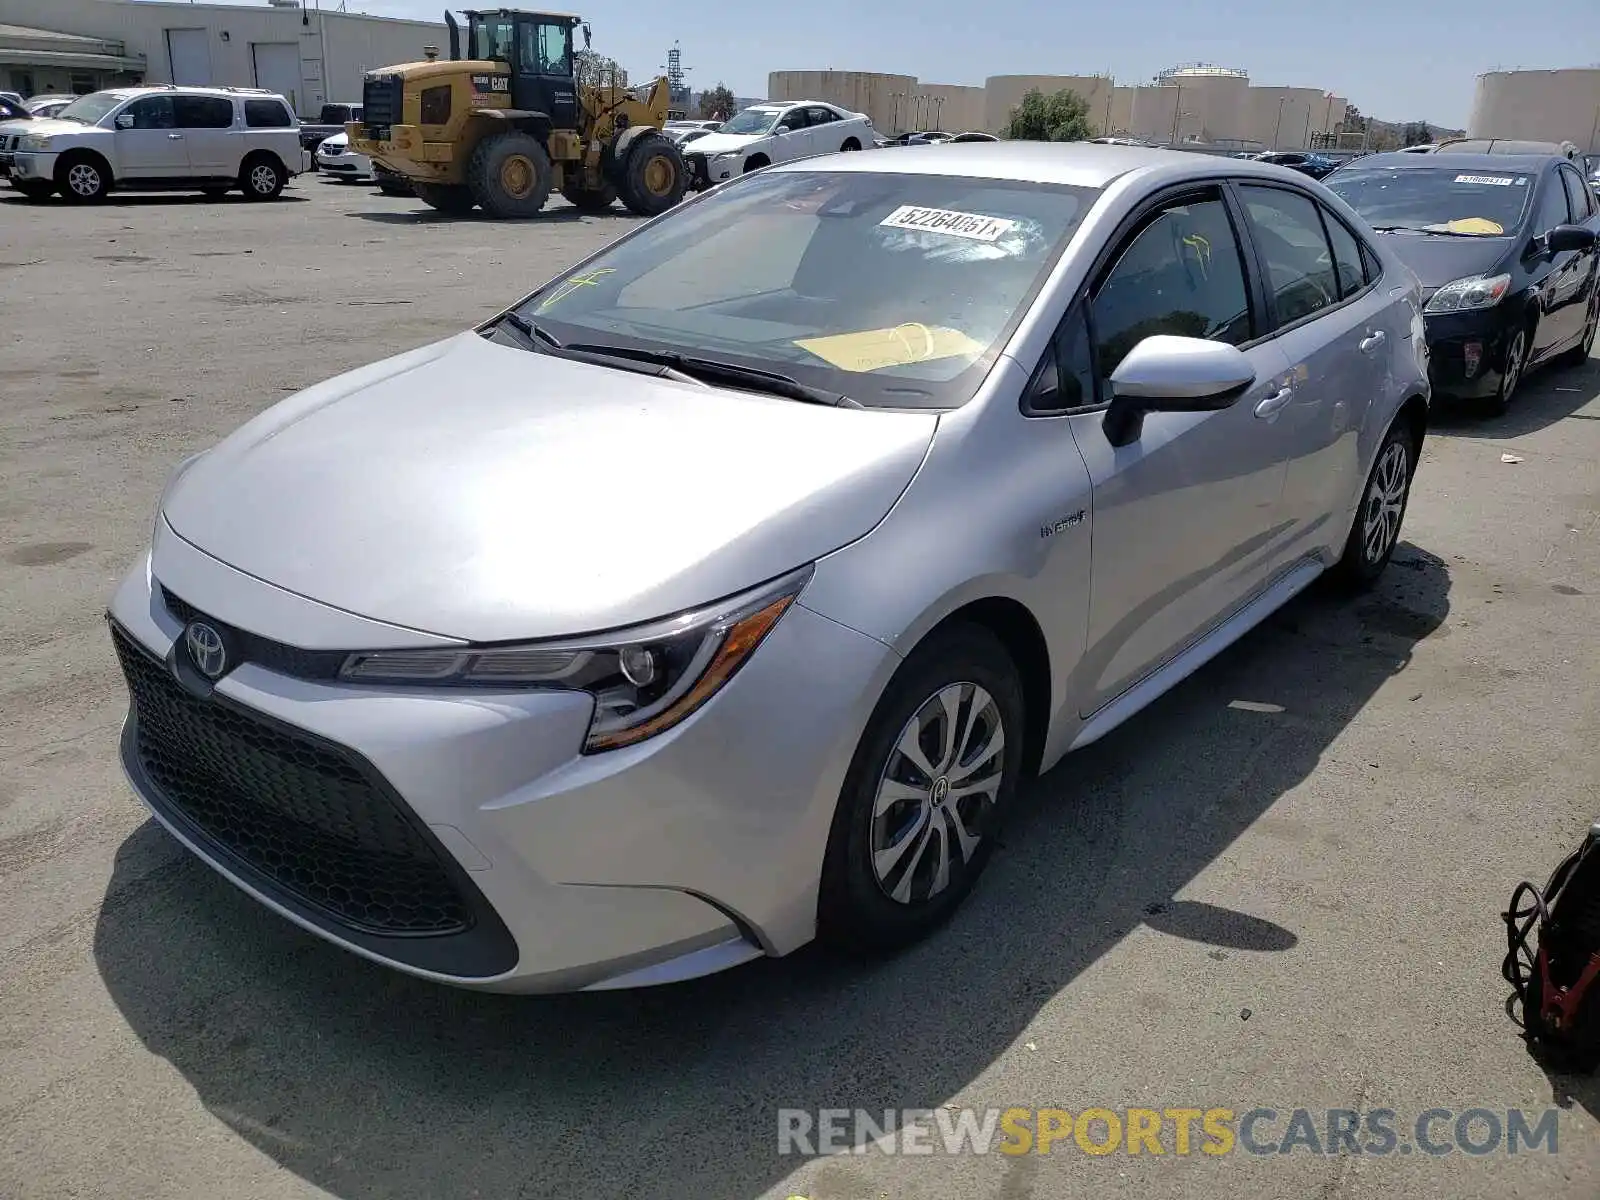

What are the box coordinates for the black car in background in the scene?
[1326,151,1600,413]
[1256,150,1340,179]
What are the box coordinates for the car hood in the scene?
[161,332,937,643]
[682,131,767,156]
[319,133,348,149]
[1374,232,1514,289]
[20,117,93,137]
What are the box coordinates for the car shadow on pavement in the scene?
[1428,356,1598,439]
[93,544,1450,1200]
[348,206,619,225]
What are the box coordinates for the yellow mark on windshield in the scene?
[795,323,985,373]
[1439,217,1504,235]
[535,268,616,311]
[1182,233,1212,278]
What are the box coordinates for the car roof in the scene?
[769,140,1347,190]
[105,84,286,101]
[1433,138,1575,156]
[1336,151,1558,172]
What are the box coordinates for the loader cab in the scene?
[458,9,581,130]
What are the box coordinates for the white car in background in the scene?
[315,131,373,182]
[683,100,872,190]
[26,95,77,119]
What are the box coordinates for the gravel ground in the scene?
[1,173,1598,1200]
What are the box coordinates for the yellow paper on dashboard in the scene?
[795,323,985,373]
[1442,217,1504,235]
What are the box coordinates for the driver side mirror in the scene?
[1546,224,1597,255]
[114,112,134,129]
[1101,335,1256,447]
[773,125,789,135]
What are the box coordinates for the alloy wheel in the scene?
[870,682,1005,904]
[1361,440,1409,565]
[67,163,101,197]
[1500,330,1525,404]
[250,164,278,194]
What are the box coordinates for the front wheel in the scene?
[57,155,110,204]
[616,135,687,216]
[466,131,552,218]
[1484,327,1528,416]
[1332,421,1416,589]
[818,623,1025,954]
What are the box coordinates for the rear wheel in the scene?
[1332,420,1416,590]
[466,131,552,218]
[1557,294,1598,368]
[240,154,286,200]
[818,623,1025,954]
[560,180,617,213]
[616,134,687,216]
[413,182,476,214]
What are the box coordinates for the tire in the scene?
[1483,326,1528,416]
[743,154,770,173]
[12,179,54,201]
[818,622,1026,954]
[1331,420,1417,590]
[841,138,861,151]
[560,181,617,213]
[240,154,286,200]
[616,134,687,217]
[56,153,110,204]
[1556,294,1598,369]
[413,182,475,214]
[466,131,552,219]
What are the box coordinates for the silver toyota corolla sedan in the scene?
[108,143,1430,993]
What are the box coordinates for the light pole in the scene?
[1301,109,1311,148]
[1169,84,1183,144]
[932,96,945,131]
[1272,97,1286,149]
[890,91,903,132]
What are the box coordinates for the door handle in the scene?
[1359,330,1387,353]
[167,133,184,140]
[1254,387,1293,418]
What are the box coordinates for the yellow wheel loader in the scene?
[347,9,688,218]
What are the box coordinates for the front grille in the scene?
[112,623,470,936]
[361,74,402,141]
[160,586,346,681]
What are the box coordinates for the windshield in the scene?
[319,104,357,124]
[720,107,782,135]
[470,16,515,62]
[1327,167,1532,236]
[54,92,126,126]
[514,169,1098,409]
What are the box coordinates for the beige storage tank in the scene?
[1128,85,1183,143]
[1247,85,1327,148]
[1108,85,1136,136]
[1157,64,1249,144]
[1469,69,1600,150]
[913,83,986,133]
[983,74,1114,137]
[767,70,917,132]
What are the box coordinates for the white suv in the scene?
[6,85,305,203]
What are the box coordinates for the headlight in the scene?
[339,565,814,753]
[712,151,740,162]
[1424,273,1511,314]
[18,134,53,152]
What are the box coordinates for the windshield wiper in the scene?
[560,342,862,408]
[1369,223,1486,238]
[492,315,710,387]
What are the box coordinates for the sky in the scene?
[172,0,1596,127]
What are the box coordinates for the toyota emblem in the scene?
[184,620,227,680]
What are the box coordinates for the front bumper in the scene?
[9,151,53,182]
[1423,308,1517,400]
[107,529,897,992]
[685,151,739,191]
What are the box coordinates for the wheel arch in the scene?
[54,145,113,187]
[1395,391,1428,457]
[240,147,287,175]
[898,595,1052,781]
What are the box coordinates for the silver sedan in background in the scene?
[107,143,1429,993]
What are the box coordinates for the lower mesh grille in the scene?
[112,624,470,936]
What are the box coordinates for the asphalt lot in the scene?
[2,172,1599,1200]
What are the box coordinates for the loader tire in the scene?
[467,131,553,219]
[617,134,687,217]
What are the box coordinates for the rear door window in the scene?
[1560,165,1593,221]
[174,96,234,129]
[1237,185,1340,328]
[1321,209,1369,298]
[244,99,292,128]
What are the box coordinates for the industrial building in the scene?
[0,0,444,117]
[1468,68,1600,151]
[769,64,1350,149]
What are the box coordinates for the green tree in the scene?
[1337,103,1365,134]
[1002,88,1095,142]
[698,83,737,122]
[1401,121,1431,146]
[574,49,626,89]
